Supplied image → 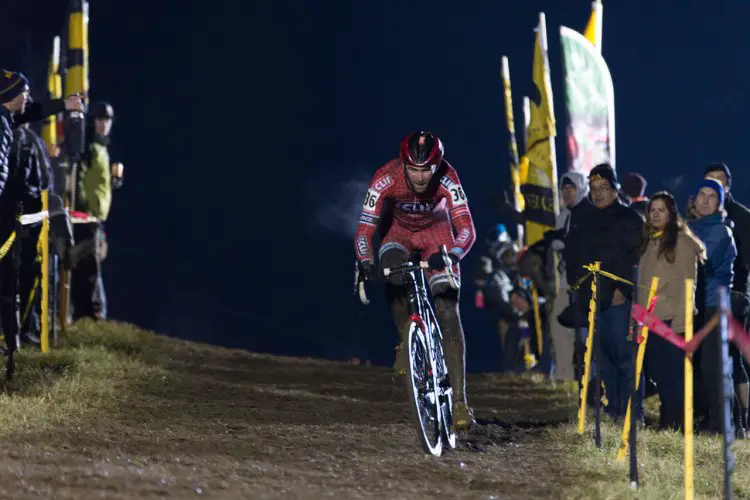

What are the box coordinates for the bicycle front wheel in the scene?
[424,304,457,450]
[405,320,443,456]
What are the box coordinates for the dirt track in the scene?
[0,340,578,499]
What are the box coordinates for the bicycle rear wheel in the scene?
[405,320,443,456]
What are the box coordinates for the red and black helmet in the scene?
[399,131,444,167]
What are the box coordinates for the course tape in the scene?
[630,305,749,361]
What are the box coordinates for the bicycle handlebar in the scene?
[355,245,458,305]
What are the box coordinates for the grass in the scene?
[537,382,750,500]
[0,319,746,498]
[0,320,167,435]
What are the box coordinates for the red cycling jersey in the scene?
[354,158,476,265]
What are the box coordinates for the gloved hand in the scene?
[428,251,459,271]
[358,260,377,280]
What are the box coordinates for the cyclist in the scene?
[354,131,476,431]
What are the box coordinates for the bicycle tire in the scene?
[405,320,443,456]
[426,305,457,449]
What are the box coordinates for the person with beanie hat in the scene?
[545,171,591,381]
[0,70,29,109]
[0,69,30,197]
[689,178,738,434]
[0,69,31,378]
[704,162,750,437]
[568,162,645,419]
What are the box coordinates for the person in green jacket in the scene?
[71,101,116,320]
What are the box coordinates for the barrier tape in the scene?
[69,210,99,224]
[631,305,719,354]
[571,270,593,292]
[0,208,52,262]
[578,263,653,292]
[19,210,49,227]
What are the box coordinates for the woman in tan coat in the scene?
[639,191,706,430]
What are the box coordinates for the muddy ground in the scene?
[0,338,579,499]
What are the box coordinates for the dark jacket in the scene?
[0,106,12,201]
[561,197,596,289]
[12,126,51,209]
[690,212,736,308]
[573,200,644,312]
[725,195,750,302]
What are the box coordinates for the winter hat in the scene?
[704,162,732,188]
[696,178,725,208]
[560,171,589,205]
[588,163,620,190]
[0,70,29,104]
[621,173,647,198]
[88,101,115,121]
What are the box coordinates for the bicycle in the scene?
[355,245,459,457]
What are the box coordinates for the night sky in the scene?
[3,1,750,372]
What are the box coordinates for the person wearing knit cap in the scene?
[689,177,739,434]
[0,70,29,112]
[704,162,750,437]
[547,171,590,381]
[0,69,31,377]
[0,70,30,190]
[571,162,645,419]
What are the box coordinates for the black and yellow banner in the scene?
[521,12,558,246]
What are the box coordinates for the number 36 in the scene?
[450,186,466,202]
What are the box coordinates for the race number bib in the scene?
[362,189,380,213]
[440,176,468,207]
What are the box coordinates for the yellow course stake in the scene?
[577,262,600,435]
[684,279,694,500]
[531,282,543,356]
[40,190,50,353]
[616,276,659,462]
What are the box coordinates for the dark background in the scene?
[3,1,748,372]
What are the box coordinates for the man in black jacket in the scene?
[0,70,31,368]
[704,162,750,437]
[572,163,644,420]
[0,71,29,197]
[12,122,52,346]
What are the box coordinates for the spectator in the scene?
[72,102,115,320]
[621,173,649,219]
[501,284,536,373]
[689,178,737,434]
[639,192,705,430]
[575,163,644,420]
[11,121,48,345]
[704,162,750,436]
[473,224,519,369]
[549,172,589,381]
[0,70,30,358]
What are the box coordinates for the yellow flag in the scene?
[583,0,603,51]
[521,12,558,246]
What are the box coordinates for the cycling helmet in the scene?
[399,131,444,167]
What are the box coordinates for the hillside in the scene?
[0,321,745,499]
